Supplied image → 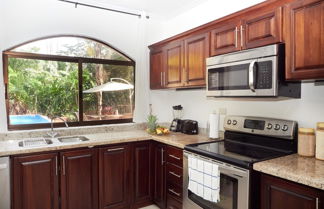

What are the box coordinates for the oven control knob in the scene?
[232,120,237,125]
[266,123,273,130]
[282,125,289,131]
[227,120,232,125]
[274,124,281,130]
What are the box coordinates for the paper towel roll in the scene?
[209,113,219,139]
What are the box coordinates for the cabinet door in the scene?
[153,143,166,208]
[184,33,209,87]
[133,141,153,207]
[261,174,324,209]
[60,149,98,209]
[12,153,59,209]
[284,0,324,80]
[210,21,241,56]
[164,41,184,88]
[99,145,131,209]
[242,7,282,49]
[150,49,164,89]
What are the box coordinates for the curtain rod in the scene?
[58,0,149,19]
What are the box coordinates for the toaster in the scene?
[181,120,198,135]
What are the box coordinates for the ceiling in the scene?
[89,0,209,19]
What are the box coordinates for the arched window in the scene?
[3,35,135,130]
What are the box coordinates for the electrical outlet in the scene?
[219,108,227,115]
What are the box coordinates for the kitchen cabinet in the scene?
[153,142,166,209]
[99,144,131,209]
[210,20,242,56]
[165,145,183,209]
[184,33,209,86]
[133,141,153,207]
[210,7,282,56]
[284,0,324,80]
[261,174,324,209]
[149,32,209,89]
[12,153,59,209]
[164,40,184,88]
[60,148,98,209]
[150,48,164,89]
[242,7,282,49]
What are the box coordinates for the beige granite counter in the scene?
[0,130,213,157]
[254,154,324,190]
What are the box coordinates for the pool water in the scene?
[10,115,51,125]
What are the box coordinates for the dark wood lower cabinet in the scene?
[60,149,98,209]
[99,144,131,209]
[12,153,59,209]
[153,142,166,209]
[261,174,324,209]
[132,141,154,208]
[11,141,183,209]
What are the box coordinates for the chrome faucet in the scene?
[47,117,69,138]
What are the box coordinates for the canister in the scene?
[298,128,315,157]
[316,122,324,160]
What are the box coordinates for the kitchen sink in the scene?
[57,136,90,143]
[19,138,53,147]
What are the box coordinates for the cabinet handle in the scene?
[235,27,238,48]
[62,156,66,176]
[240,25,244,48]
[168,189,181,197]
[164,72,166,86]
[107,147,124,152]
[169,171,181,178]
[161,148,164,165]
[169,154,181,161]
[161,72,163,87]
[55,156,58,176]
[316,198,319,209]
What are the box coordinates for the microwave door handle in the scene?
[249,60,257,92]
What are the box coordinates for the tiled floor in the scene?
[139,205,160,209]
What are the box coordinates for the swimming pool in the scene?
[10,115,51,125]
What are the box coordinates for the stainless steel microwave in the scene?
[206,44,301,98]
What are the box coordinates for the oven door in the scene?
[183,151,250,209]
[206,56,277,97]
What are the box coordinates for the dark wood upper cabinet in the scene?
[150,49,164,89]
[99,144,131,209]
[153,142,166,209]
[164,41,184,88]
[12,153,59,209]
[184,33,210,86]
[133,141,153,207]
[261,174,324,209]
[284,0,324,80]
[60,149,98,209]
[210,21,241,56]
[242,7,283,49]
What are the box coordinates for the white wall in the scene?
[0,0,150,132]
[147,0,324,129]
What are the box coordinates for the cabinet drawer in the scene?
[166,163,183,187]
[167,182,182,202]
[166,146,183,167]
[166,194,182,209]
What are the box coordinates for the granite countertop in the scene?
[254,154,324,190]
[0,130,213,157]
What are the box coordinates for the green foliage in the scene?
[146,114,158,134]
[8,38,135,122]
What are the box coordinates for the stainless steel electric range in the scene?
[183,115,298,209]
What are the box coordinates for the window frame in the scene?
[2,35,136,131]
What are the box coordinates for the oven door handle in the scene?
[249,59,257,92]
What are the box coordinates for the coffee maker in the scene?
[170,105,183,132]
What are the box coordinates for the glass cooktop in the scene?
[185,140,290,168]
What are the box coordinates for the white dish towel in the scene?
[188,154,220,203]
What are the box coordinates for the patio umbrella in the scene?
[83,78,134,117]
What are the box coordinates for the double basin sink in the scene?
[18,136,90,147]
